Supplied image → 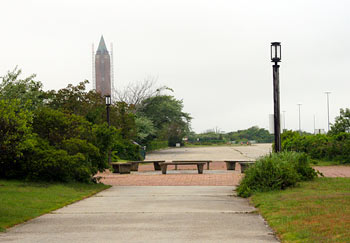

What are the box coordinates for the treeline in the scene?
[227,126,273,143]
[281,108,350,163]
[0,68,191,182]
[187,126,273,145]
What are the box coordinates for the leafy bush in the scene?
[113,140,143,161]
[237,152,319,198]
[281,130,350,164]
[22,138,92,182]
[331,133,350,163]
[0,100,33,178]
[0,104,142,182]
[33,107,92,146]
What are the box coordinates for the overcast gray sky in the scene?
[1,0,349,133]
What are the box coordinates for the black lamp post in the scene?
[105,95,111,127]
[105,95,111,164]
[271,42,281,152]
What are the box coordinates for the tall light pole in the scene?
[313,114,316,134]
[282,110,286,132]
[297,103,302,135]
[105,95,111,126]
[105,95,111,164]
[271,42,282,152]
[325,91,331,132]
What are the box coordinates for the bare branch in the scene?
[113,76,172,107]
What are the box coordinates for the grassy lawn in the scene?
[0,180,110,232]
[251,177,350,242]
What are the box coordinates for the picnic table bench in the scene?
[224,160,255,172]
[111,162,132,174]
[159,161,206,174]
[172,160,212,170]
[128,160,165,171]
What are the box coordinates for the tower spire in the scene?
[97,35,108,54]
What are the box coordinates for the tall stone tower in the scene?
[95,36,111,96]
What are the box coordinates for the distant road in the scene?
[146,144,272,161]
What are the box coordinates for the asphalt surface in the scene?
[145,144,272,161]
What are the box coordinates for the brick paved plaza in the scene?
[100,145,270,186]
[101,169,242,186]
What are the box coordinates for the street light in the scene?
[313,114,316,134]
[271,42,281,63]
[297,103,302,135]
[271,42,282,152]
[282,110,286,132]
[105,95,111,126]
[324,91,331,132]
[105,95,111,165]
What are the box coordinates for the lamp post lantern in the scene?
[271,42,282,152]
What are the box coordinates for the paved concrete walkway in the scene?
[0,186,278,243]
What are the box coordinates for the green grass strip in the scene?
[0,180,110,232]
[311,159,350,166]
[251,177,350,242]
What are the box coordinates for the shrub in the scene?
[0,100,33,178]
[331,133,350,163]
[92,123,142,161]
[281,130,350,164]
[23,139,89,182]
[237,152,319,198]
[8,135,107,183]
[113,140,142,161]
[33,107,91,146]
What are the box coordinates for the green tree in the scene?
[32,107,92,146]
[329,108,350,135]
[46,80,105,124]
[138,95,191,145]
[0,99,33,178]
[0,67,45,110]
[227,126,273,143]
[135,116,156,144]
[0,68,143,181]
[109,102,137,140]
